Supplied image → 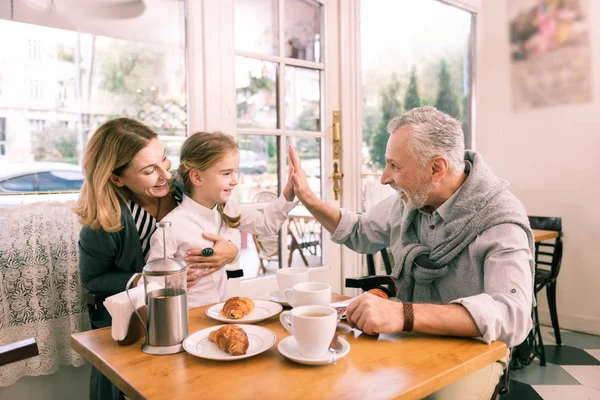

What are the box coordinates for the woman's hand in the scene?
[184,233,239,277]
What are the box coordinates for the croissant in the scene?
[208,325,249,355]
[221,297,255,319]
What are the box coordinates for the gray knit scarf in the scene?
[391,150,535,303]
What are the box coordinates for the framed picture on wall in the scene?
[508,0,592,111]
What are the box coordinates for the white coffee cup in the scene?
[276,267,310,294]
[279,305,337,359]
[284,282,331,307]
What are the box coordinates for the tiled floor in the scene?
[505,325,600,400]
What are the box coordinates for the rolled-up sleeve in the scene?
[238,194,298,236]
[450,223,533,347]
[331,194,397,254]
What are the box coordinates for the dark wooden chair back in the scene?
[528,216,563,291]
[0,338,39,367]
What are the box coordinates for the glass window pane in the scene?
[237,135,278,203]
[360,0,472,212]
[235,0,279,55]
[288,136,322,268]
[0,2,186,202]
[236,57,279,129]
[284,0,322,62]
[237,135,280,279]
[285,66,321,131]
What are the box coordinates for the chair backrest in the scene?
[0,338,39,367]
[250,190,280,261]
[528,216,563,282]
[366,248,393,276]
[252,190,278,203]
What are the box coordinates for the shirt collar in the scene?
[181,194,218,219]
[420,160,472,221]
[435,160,472,221]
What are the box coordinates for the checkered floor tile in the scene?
[504,325,600,400]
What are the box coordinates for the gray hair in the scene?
[387,106,465,174]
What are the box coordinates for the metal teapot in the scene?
[126,221,188,355]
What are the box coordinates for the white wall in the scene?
[479,2,600,335]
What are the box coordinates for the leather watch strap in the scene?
[402,302,414,332]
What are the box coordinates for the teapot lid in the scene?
[143,257,187,276]
[143,221,188,276]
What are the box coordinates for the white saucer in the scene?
[206,299,283,323]
[277,336,350,365]
[184,324,276,361]
[267,290,290,307]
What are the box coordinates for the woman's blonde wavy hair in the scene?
[73,118,158,232]
[178,131,241,229]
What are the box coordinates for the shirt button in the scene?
[429,225,435,230]
[511,289,516,294]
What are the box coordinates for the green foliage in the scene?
[370,74,402,169]
[98,42,158,95]
[435,59,460,120]
[404,67,421,111]
[295,107,319,132]
[32,124,78,162]
[236,75,275,119]
[462,94,470,147]
[293,137,320,159]
[362,102,380,147]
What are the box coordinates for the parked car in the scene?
[0,162,84,207]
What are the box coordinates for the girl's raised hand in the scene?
[282,158,296,201]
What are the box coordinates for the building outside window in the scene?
[0,3,186,197]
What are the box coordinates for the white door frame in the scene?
[185,0,344,297]
[339,0,482,295]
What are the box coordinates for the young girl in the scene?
[147,131,297,308]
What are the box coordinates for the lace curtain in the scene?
[0,201,90,387]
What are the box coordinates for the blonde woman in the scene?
[74,119,237,400]
[148,131,297,308]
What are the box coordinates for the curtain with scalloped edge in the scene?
[0,201,90,387]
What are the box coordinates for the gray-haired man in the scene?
[288,106,534,399]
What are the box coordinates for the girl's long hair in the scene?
[178,132,241,228]
[73,118,157,232]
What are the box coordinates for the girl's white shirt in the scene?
[148,193,298,308]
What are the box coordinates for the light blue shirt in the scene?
[332,189,533,347]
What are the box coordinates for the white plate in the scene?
[206,299,283,323]
[267,290,290,307]
[183,324,276,361]
[278,335,351,365]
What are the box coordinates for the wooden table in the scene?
[71,295,507,400]
[533,229,559,242]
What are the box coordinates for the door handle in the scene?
[332,161,344,201]
[332,110,341,160]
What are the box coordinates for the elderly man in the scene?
[289,106,534,399]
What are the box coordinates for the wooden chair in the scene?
[251,190,281,274]
[512,216,563,368]
[345,248,395,297]
[529,216,563,344]
[0,338,39,367]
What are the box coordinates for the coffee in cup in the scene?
[279,305,337,359]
